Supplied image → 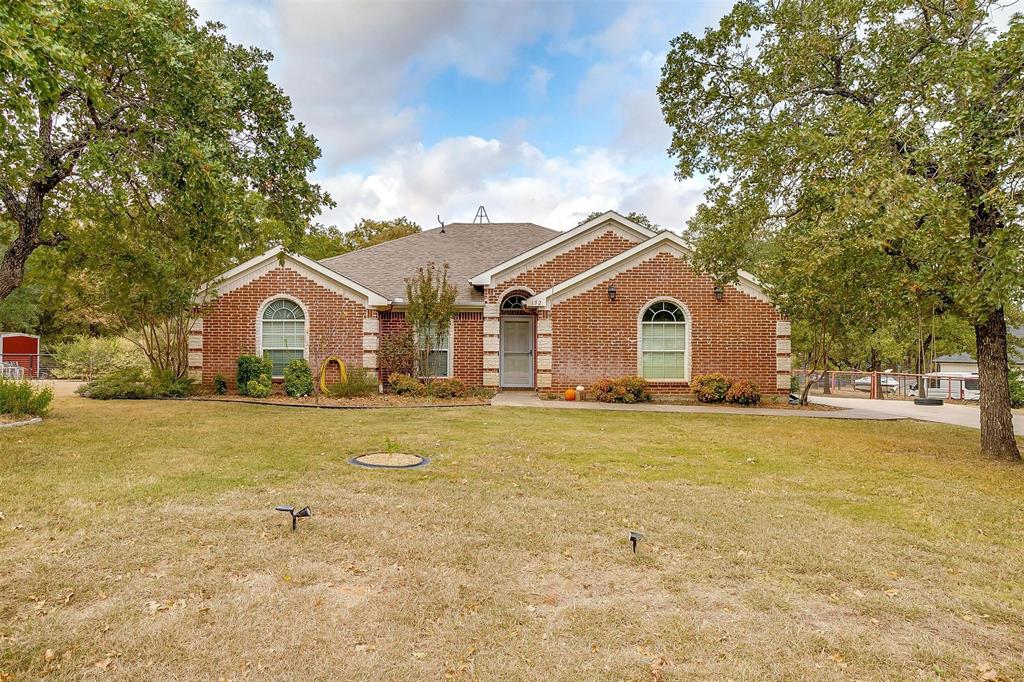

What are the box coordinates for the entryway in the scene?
[499,316,534,388]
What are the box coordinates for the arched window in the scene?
[501,293,528,312]
[261,299,305,377]
[640,300,687,381]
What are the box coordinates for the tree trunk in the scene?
[975,308,1020,459]
[822,349,832,394]
[869,346,883,400]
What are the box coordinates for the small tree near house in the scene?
[405,262,456,382]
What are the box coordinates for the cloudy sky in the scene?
[192,0,732,233]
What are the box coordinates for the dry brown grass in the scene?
[1,394,1023,680]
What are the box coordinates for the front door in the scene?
[500,317,534,388]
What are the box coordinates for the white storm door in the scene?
[500,317,534,387]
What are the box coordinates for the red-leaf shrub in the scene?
[691,373,731,403]
[725,379,761,406]
[426,378,466,398]
[589,376,651,403]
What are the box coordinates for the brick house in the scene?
[192,211,791,396]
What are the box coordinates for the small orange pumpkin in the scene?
[564,387,577,401]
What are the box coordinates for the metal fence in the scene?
[0,353,57,379]
[793,369,980,401]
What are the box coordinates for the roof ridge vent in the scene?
[472,206,490,224]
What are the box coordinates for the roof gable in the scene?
[202,246,390,307]
[525,231,769,307]
[469,211,656,288]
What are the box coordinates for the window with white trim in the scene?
[425,324,451,377]
[261,299,305,377]
[640,301,687,380]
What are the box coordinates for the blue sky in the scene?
[192,0,733,232]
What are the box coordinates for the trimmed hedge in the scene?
[238,355,273,396]
[244,374,272,398]
[283,359,314,397]
[589,376,651,403]
[77,367,194,400]
[692,373,731,403]
[725,379,761,406]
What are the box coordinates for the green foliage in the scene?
[51,335,146,380]
[692,374,731,403]
[237,355,273,396]
[589,376,652,404]
[425,378,466,399]
[0,284,41,332]
[405,262,457,380]
[725,380,761,406]
[0,378,53,417]
[76,366,192,400]
[378,330,415,377]
[283,359,314,397]
[244,374,273,399]
[213,374,228,396]
[1009,368,1024,409]
[326,368,378,398]
[299,218,422,260]
[387,373,424,396]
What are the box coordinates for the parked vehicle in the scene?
[853,374,900,393]
[910,372,980,401]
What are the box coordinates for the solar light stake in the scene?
[275,505,311,531]
[629,531,643,554]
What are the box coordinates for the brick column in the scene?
[535,310,552,389]
[188,318,203,382]
[482,302,500,387]
[775,319,792,391]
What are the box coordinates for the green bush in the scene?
[77,367,194,400]
[244,374,273,398]
[213,373,228,395]
[237,355,273,396]
[692,373,732,403]
[327,368,378,398]
[283,359,314,397]
[51,335,146,380]
[0,378,53,417]
[387,373,424,396]
[426,378,466,398]
[1010,368,1024,409]
[589,376,652,403]
[725,379,761,406]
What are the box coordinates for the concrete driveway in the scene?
[811,395,1024,435]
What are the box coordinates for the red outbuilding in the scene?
[0,333,40,378]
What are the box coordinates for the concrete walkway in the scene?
[491,391,901,421]
[811,395,1024,435]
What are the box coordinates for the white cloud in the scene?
[317,136,703,233]
[525,65,553,101]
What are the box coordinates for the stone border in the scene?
[0,416,42,429]
[190,397,490,411]
[349,453,430,470]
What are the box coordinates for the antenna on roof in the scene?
[473,206,490,224]
[437,214,445,234]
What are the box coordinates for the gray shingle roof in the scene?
[935,326,1024,365]
[319,222,560,304]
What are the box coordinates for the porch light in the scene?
[713,285,725,301]
[607,285,617,301]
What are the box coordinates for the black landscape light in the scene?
[629,531,644,554]
[275,505,312,531]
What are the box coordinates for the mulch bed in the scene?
[191,393,492,410]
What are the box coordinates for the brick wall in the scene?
[378,310,483,387]
[548,252,784,395]
[200,266,366,388]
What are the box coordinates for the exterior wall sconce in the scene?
[713,285,725,301]
[607,285,617,301]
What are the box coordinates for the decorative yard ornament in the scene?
[319,357,348,394]
[629,531,644,554]
[275,505,312,531]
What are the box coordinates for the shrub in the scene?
[692,373,732,403]
[51,335,146,380]
[589,376,652,404]
[378,330,415,377]
[244,374,273,398]
[387,373,424,396]
[213,374,228,395]
[426,378,465,398]
[326,368,379,398]
[237,355,273,396]
[725,379,761,406]
[77,367,194,400]
[77,367,155,400]
[0,378,53,417]
[1010,368,1024,409]
[283,359,314,397]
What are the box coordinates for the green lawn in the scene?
[2,394,1023,680]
